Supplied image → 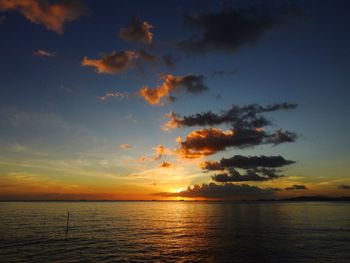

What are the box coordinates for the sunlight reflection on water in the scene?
[0,201,350,262]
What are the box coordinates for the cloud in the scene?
[154,183,275,199]
[285,184,308,190]
[120,143,131,149]
[98,91,127,101]
[119,18,153,44]
[33,49,56,58]
[82,51,137,74]
[212,168,282,182]
[160,161,172,168]
[153,145,172,160]
[0,0,88,34]
[82,49,159,75]
[138,74,207,105]
[202,155,295,170]
[163,103,297,130]
[176,128,296,159]
[338,184,350,190]
[178,4,304,53]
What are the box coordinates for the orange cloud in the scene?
[160,161,172,168]
[0,0,88,34]
[176,128,235,159]
[33,49,56,58]
[162,112,181,131]
[153,144,172,160]
[138,74,207,105]
[119,18,153,44]
[82,51,137,74]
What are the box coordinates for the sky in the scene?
[0,0,349,200]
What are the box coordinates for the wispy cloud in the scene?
[120,143,131,149]
[33,49,56,58]
[98,91,128,101]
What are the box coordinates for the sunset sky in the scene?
[0,0,349,200]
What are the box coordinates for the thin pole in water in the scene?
[65,211,70,235]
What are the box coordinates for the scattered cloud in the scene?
[285,184,308,190]
[120,143,131,149]
[119,18,153,44]
[98,91,127,101]
[0,0,88,34]
[338,184,350,190]
[154,183,276,199]
[178,4,304,53]
[163,103,297,131]
[33,49,56,58]
[138,74,207,105]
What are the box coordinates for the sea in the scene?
[0,201,349,262]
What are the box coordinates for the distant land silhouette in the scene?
[1,196,350,202]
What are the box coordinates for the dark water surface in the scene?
[0,201,350,262]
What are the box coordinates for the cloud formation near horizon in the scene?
[337,185,350,190]
[202,155,294,182]
[0,0,88,34]
[285,184,308,190]
[155,183,275,198]
[139,74,207,105]
[178,4,303,53]
[119,18,153,44]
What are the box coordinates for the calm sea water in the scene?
[0,201,349,262]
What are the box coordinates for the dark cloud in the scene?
[338,184,350,190]
[119,18,153,44]
[178,4,304,53]
[0,0,88,34]
[202,155,295,170]
[212,168,282,182]
[164,103,297,130]
[154,183,275,199]
[176,128,296,158]
[285,184,308,190]
[139,74,207,105]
